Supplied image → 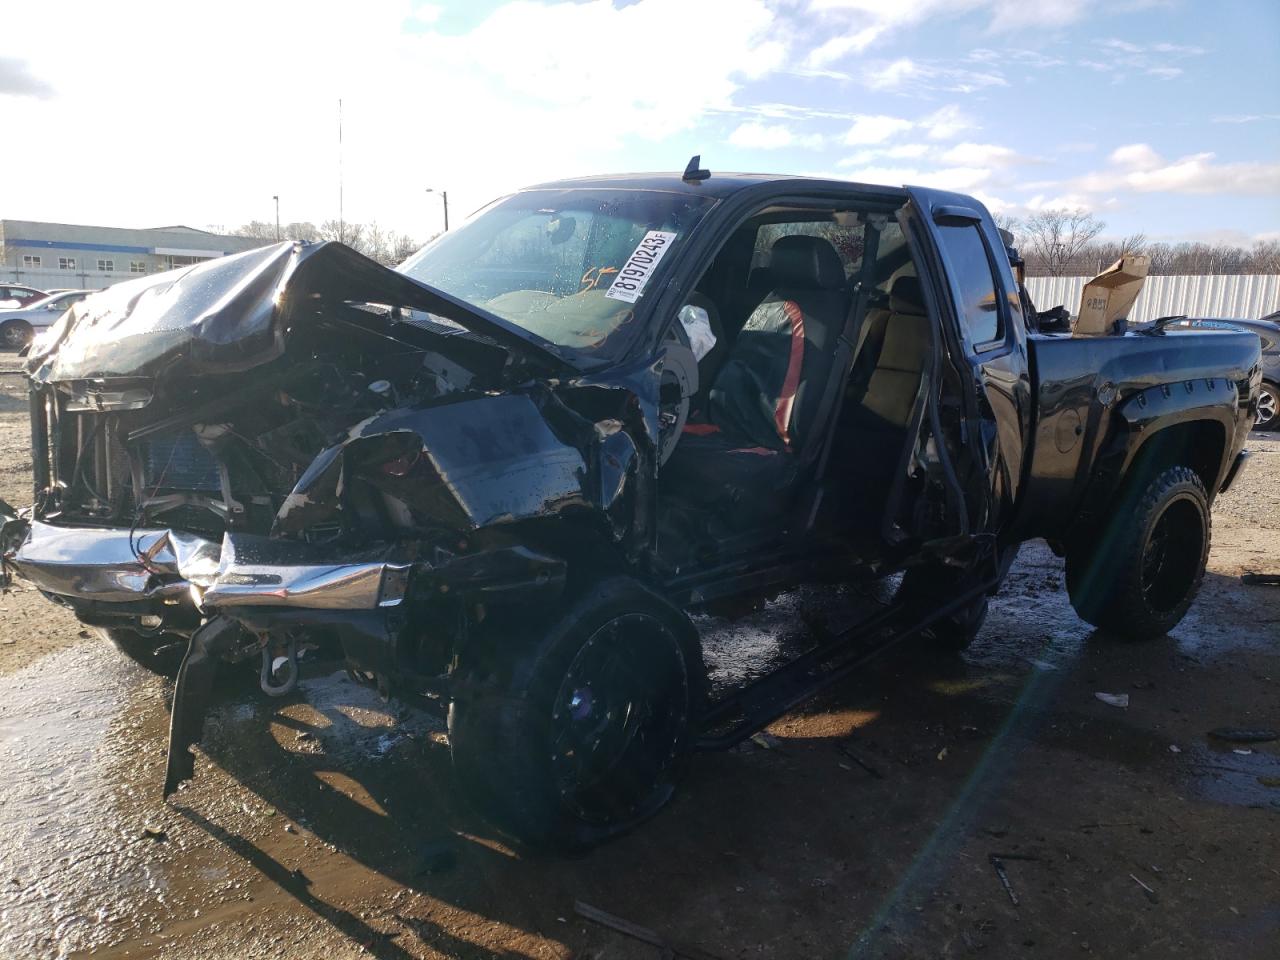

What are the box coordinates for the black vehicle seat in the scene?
[743,265,774,318]
[707,235,850,452]
[661,236,849,518]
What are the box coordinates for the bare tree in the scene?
[234,220,279,242]
[1019,209,1106,277]
[234,219,420,265]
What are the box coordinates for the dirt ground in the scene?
[1,351,1277,960]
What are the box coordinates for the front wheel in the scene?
[1066,465,1209,640]
[1257,381,1279,430]
[447,578,698,850]
[94,626,185,677]
[0,320,33,351]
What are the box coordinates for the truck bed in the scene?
[1017,327,1260,541]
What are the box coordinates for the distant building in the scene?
[0,219,266,292]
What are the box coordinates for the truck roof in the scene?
[522,171,910,200]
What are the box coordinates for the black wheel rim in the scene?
[2,325,27,348]
[549,614,688,824]
[1140,497,1203,614]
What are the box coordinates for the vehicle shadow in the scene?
[178,563,1277,957]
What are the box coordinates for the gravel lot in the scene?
[1,351,1277,959]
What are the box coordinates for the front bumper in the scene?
[5,520,412,615]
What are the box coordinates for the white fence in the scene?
[1025,274,1280,324]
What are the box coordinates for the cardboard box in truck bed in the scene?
[1074,255,1150,336]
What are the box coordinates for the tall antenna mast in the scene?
[338,98,345,244]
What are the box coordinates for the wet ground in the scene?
[1,353,1278,959]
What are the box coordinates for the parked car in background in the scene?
[0,284,48,309]
[0,290,92,349]
[1165,316,1280,428]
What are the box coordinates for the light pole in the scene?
[426,188,449,233]
[272,195,280,241]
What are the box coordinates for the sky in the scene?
[1,0,1277,246]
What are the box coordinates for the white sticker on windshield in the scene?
[605,230,678,303]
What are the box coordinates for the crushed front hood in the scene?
[27,240,569,383]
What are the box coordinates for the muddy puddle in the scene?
[0,642,164,957]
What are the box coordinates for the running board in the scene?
[692,576,996,751]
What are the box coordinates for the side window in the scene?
[937,224,1001,348]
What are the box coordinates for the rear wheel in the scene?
[1066,465,1209,640]
[0,320,33,350]
[448,578,697,850]
[1257,382,1279,430]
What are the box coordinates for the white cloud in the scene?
[990,0,1090,29]
[838,104,977,149]
[921,105,977,140]
[863,58,922,90]
[1212,113,1280,124]
[1109,143,1162,169]
[804,28,881,67]
[728,121,825,150]
[844,114,915,145]
[860,56,1006,94]
[1067,143,1280,196]
[835,142,933,166]
[838,164,995,193]
[1,0,791,235]
[941,142,1022,166]
[884,143,932,159]
[409,3,443,25]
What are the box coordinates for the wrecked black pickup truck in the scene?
[0,168,1261,849]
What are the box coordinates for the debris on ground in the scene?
[1130,873,1159,904]
[749,732,783,751]
[574,900,726,960]
[836,740,885,780]
[1095,692,1130,708]
[140,825,167,842]
[988,855,1019,907]
[1169,745,1182,754]
[1240,573,1280,587]
[1208,727,1278,744]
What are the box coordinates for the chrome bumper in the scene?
[7,521,410,612]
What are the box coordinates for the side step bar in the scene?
[692,575,997,751]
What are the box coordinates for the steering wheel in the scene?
[657,320,699,466]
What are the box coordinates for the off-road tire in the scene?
[897,566,989,652]
[447,577,701,851]
[1066,465,1209,641]
[95,626,185,678]
[1257,381,1279,430]
[0,320,33,351]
